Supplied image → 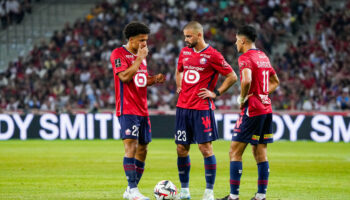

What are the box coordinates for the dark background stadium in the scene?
[0,0,349,115]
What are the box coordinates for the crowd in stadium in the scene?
[0,0,349,113]
[0,0,32,29]
[271,2,350,111]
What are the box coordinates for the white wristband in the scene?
[237,95,248,104]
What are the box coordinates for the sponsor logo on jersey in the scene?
[183,58,189,62]
[137,69,147,73]
[259,94,271,104]
[183,51,191,55]
[134,73,147,87]
[200,57,207,65]
[125,55,134,58]
[200,54,211,58]
[183,65,204,71]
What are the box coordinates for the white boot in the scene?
[123,186,130,199]
[129,187,150,200]
[179,188,191,199]
[202,189,214,200]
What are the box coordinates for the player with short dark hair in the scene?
[175,21,238,200]
[217,25,280,200]
[110,21,165,200]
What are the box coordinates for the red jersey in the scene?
[238,49,276,117]
[110,46,149,116]
[177,45,233,110]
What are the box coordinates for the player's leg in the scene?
[122,138,138,199]
[135,144,147,185]
[175,108,193,199]
[120,115,150,200]
[119,115,139,192]
[198,142,216,190]
[225,141,248,200]
[193,109,218,200]
[177,144,191,199]
[251,144,268,200]
[251,114,273,200]
[217,112,258,200]
[177,143,191,188]
[134,116,152,186]
[123,138,138,189]
[197,142,216,200]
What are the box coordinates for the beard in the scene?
[186,41,197,48]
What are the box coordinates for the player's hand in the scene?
[155,73,165,84]
[239,94,253,109]
[137,44,148,60]
[176,87,181,94]
[198,88,216,99]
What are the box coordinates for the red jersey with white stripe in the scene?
[238,49,276,117]
[177,45,233,110]
[110,46,148,116]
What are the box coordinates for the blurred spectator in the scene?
[0,0,32,29]
[336,88,349,110]
[1,0,348,113]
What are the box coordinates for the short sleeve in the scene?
[110,50,128,74]
[177,50,184,72]
[210,52,233,76]
[238,55,253,70]
[269,66,276,76]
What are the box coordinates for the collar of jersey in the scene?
[122,45,136,56]
[248,48,260,51]
[192,44,210,53]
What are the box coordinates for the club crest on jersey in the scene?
[115,58,121,68]
[125,129,131,135]
[199,57,207,65]
[239,61,248,68]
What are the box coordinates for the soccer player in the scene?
[217,26,280,200]
[175,21,238,200]
[110,22,165,200]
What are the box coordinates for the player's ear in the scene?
[197,31,202,38]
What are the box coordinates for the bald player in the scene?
[175,21,237,200]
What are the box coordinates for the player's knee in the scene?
[229,148,243,161]
[198,146,213,157]
[176,145,189,157]
[200,149,213,157]
[124,141,137,157]
[138,146,148,155]
[125,147,137,157]
[255,154,267,163]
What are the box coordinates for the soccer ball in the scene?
[153,180,178,200]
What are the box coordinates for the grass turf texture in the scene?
[1,139,349,200]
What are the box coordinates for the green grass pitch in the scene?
[1,139,350,200]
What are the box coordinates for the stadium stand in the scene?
[271,1,350,111]
[0,0,349,114]
[0,0,32,30]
